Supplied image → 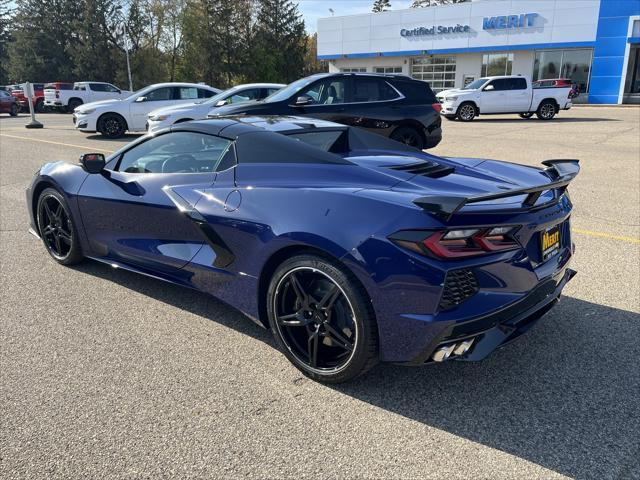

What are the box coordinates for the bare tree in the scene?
[411,0,469,7]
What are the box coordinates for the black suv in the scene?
[208,73,442,150]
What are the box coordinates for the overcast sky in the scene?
[298,0,414,33]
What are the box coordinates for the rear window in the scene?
[391,80,437,102]
[352,78,400,102]
[287,131,347,152]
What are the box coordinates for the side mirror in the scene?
[294,95,313,106]
[484,84,495,91]
[80,153,106,174]
[215,99,228,107]
[135,96,147,102]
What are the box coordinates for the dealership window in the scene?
[481,53,514,77]
[410,56,456,92]
[533,49,593,93]
[340,67,367,73]
[374,66,402,74]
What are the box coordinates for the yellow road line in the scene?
[573,228,640,244]
[0,133,114,153]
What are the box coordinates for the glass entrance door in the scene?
[623,46,640,104]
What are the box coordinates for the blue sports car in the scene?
[26,116,579,383]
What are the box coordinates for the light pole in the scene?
[119,22,133,92]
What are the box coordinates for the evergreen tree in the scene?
[251,0,306,83]
[0,0,13,83]
[372,0,391,13]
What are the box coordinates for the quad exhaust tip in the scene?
[432,338,474,362]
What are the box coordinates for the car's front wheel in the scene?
[98,113,127,138]
[390,126,424,150]
[457,102,477,121]
[267,254,379,383]
[36,188,83,265]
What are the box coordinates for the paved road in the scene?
[1,110,639,479]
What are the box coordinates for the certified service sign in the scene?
[401,24,470,37]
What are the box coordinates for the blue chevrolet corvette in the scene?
[27,115,579,383]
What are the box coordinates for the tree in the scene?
[0,0,13,83]
[303,33,327,77]
[250,0,307,83]
[411,0,469,7]
[372,0,391,13]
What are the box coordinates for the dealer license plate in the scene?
[541,224,561,262]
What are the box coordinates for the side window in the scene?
[486,79,509,91]
[228,88,261,104]
[74,84,87,91]
[116,132,233,174]
[265,87,281,97]
[178,87,199,100]
[509,78,527,90]
[301,78,347,105]
[104,84,120,93]
[145,87,173,101]
[352,78,399,102]
[198,89,215,98]
[89,83,108,92]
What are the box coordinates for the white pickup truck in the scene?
[44,82,131,112]
[436,75,573,121]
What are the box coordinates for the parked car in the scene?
[436,76,573,121]
[45,82,131,112]
[207,73,443,150]
[73,83,221,138]
[26,115,580,383]
[0,89,19,116]
[533,78,579,99]
[11,83,46,112]
[42,82,75,111]
[147,83,284,133]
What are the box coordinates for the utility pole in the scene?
[121,22,133,92]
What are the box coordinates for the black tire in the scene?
[519,112,534,119]
[34,98,45,113]
[266,254,379,383]
[36,188,83,265]
[390,126,424,150]
[456,102,477,122]
[9,103,18,116]
[536,100,557,120]
[98,113,127,138]
[67,98,83,112]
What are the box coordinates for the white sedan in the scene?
[146,83,284,133]
[73,83,221,138]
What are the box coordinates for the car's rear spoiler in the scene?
[413,159,580,221]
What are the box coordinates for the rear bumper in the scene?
[404,265,576,365]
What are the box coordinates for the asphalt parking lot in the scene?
[1,109,639,479]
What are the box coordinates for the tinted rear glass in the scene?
[352,78,399,102]
[391,80,436,102]
[287,131,346,152]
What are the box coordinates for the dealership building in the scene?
[317,0,640,104]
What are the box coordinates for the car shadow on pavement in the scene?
[71,260,639,479]
[460,117,621,123]
[84,133,142,142]
[334,296,640,480]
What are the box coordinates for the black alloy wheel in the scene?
[37,188,83,265]
[9,103,18,116]
[536,100,557,120]
[390,126,424,150]
[99,114,126,138]
[67,99,82,112]
[267,255,378,383]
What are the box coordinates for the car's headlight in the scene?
[148,114,169,121]
[446,96,458,102]
[76,108,95,115]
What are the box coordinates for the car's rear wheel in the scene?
[36,188,83,265]
[98,113,127,138]
[536,100,557,120]
[519,112,534,119]
[390,126,424,150]
[35,98,45,113]
[9,103,18,116]
[67,98,82,112]
[457,102,477,122]
[267,254,378,383]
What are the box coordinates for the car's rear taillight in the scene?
[390,227,520,259]
[432,102,442,113]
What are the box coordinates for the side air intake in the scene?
[388,161,454,178]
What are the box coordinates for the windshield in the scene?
[263,76,319,103]
[462,78,489,90]
[198,87,239,105]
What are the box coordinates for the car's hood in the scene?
[437,88,473,98]
[207,100,270,117]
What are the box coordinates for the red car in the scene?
[11,83,46,112]
[0,89,19,116]
[533,78,579,99]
